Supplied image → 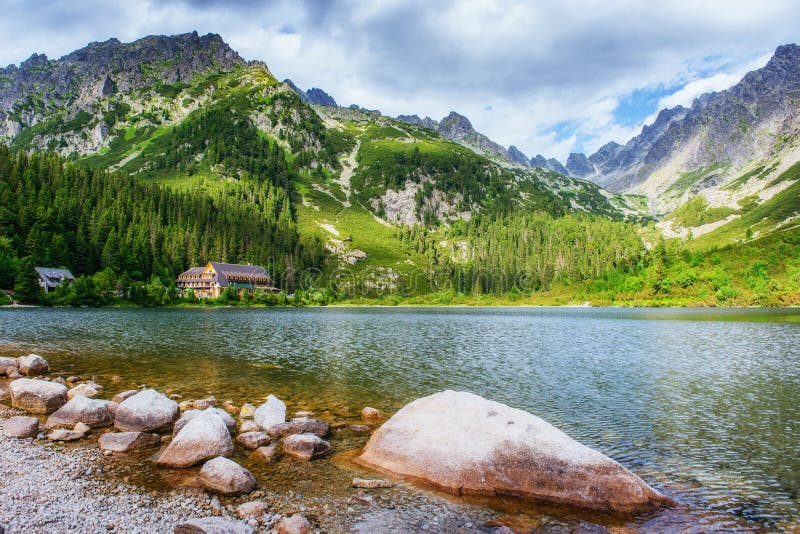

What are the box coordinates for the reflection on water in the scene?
[1,306,799,531]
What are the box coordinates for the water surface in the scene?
[1,306,798,531]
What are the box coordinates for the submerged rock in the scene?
[67,383,99,400]
[282,433,331,460]
[199,457,256,495]
[47,428,85,441]
[361,407,381,423]
[251,444,279,464]
[352,478,393,489]
[45,394,114,429]
[274,514,312,534]
[355,390,674,514]
[157,408,234,468]
[174,516,253,534]
[17,354,49,376]
[235,431,270,450]
[99,432,162,452]
[115,389,179,433]
[236,500,268,519]
[266,417,330,439]
[254,395,286,430]
[9,378,67,414]
[2,415,40,438]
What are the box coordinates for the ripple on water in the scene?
[1,306,799,531]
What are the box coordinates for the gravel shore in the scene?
[0,403,505,534]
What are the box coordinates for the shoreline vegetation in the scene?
[2,150,800,310]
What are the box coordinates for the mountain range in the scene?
[1,31,799,272]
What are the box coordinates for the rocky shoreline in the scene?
[1,353,676,533]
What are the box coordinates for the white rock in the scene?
[17,354,49,375]
[254,395,286,430]
[114,389,179,433]
[156,408,234,468]
[45,394,114,429]
[8,378,67,414]
[67,383,99,400]
[355,390,674,514]
[199,457,256,495]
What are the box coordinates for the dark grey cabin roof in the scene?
[34,267,75,288]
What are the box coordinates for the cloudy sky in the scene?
[1,0,798,161]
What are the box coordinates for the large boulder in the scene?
[99,432,162,452]
[265,417,329,439]
[199,457,256,495]
[2,416,40,438]
[254,395,286,430]
[0,356,19,376]
[114,389,179,433]
[174,408,236,436]
[17,354,49,375]
[282,433,331,460]
[355,391,674,514]
[174,517,253,534]
[45,394,114,429]
[8,378,67,414]
[157,408,233,468]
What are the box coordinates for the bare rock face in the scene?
[199,457,256,495]
[254,395,286,430]
[98,431,161,452]
[174,516,254,534]
[114,389,179,433]
[265,417,329,439]
[17,354,49,376]
[0,356,19,376]
[282,433,331,461]
[235,431,270,450]
[355,390,674,514]
[274,514,313,534]
[157,408,233,468]
[2,415,40,438]
[9,378,67,414]
[45,394,114,429]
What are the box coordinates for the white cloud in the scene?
[0,0,797,162]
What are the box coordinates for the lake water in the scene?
[1,306,799,532]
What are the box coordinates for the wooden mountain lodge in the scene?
[176,262,278,298]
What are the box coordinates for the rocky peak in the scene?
[566,153,595,178]
[396,114,439,130]
[437,111,474,140]
[0,32,247,135]
[284,79,337,107]
[588,141,622,167]
[531,155,569,175]
[507,145,531,167]
[306,88,337,107]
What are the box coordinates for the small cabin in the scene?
[176,261,277,298]
[35,267,75,294]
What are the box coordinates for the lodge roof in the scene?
[34,267,75,289]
